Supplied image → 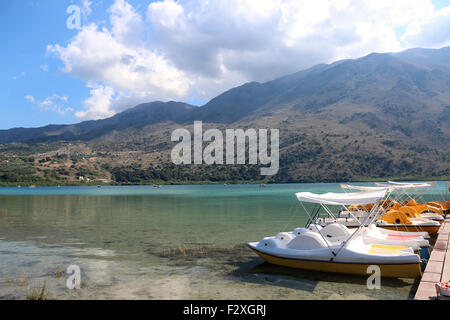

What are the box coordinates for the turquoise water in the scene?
[0,182,447,300]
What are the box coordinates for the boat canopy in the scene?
[387,181,435,186]
[296,190,388,205]
[375,182,431,189]
[340,184,393,192]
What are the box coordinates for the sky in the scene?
[1,0,450,129]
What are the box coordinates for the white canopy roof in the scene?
[388,181,434,186]
[375,182,431,189]
[296,190,388,205]
[340,184,393,192]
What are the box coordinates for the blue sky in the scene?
[1,0,449,129]
[1,1,98,129]
[1,1,83,128]
[0,0,164,129]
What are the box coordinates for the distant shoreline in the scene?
[0,176,448,188]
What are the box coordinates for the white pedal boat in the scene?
[360,223,429,239]
[317,214,430,239]
[317,215,439,236]
[301,223,429,249]
[248,189,423,278]
[248,227,422,278]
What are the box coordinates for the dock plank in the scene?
[442,236,450,282]
[421,272,441,283]
[415,282,437,300]
[423,260,443,274]
[429,250,445,262]
[433,239,448,251]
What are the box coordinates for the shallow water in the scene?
[0,182,447,300]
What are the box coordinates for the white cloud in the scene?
[39,94,73,114]
[26,94,73,114]
[108,0,144,47]
[48,0,448,120]
[145,0,438,93]
[12,71,26,80]
[81,0,92,18]
[48,0,190,120]
[25,95,35,103]
[75,82,115,120]
[74,81,174,120]
[402,6,450,48]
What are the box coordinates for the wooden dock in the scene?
[415,215,450,300]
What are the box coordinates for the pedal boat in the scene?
[304,223,429,250]
[317,217,430,239]
[317,209,440,235]
[343,182,444,226]
[376,210,441,235]
[321,217,440,235]
[248,189,422,278]
[394,203,444,223]
[248,230,422,279]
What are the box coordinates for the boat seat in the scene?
[320,223,351,238]
[287,232,328,250]
[257,238,283,249]
[276,232,294,243]
[293,228,309,236]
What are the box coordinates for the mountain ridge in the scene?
[1,46,449,144]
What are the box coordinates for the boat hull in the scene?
[249,246,422,279]
[376,225,440,235]
[347,224,440,235]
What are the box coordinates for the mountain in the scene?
[0,101,194,144]
[393,46,450,67]
[0,47,449,185]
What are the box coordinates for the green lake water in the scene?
[0,182,448,300]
